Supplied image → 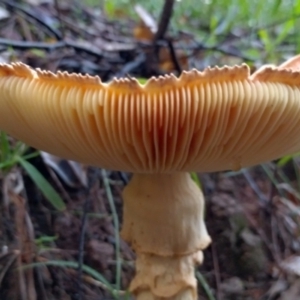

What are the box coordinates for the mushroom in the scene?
[1,58,300,299]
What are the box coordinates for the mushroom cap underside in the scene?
[0,62,300,173]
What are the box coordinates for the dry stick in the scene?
[269,174,282,263]
[165,38,182,73]
[211,243,221,300]
[154,0,175,42]
[190,43,254,62]
[77,194,90,300]
[35,264,48,300]
[12,194,35,300]
[46,167,73,203]
[17,253,28,300]
[242,169,269,205]
[2,0,62,40]
[54,0,66,39]
[0,38,105,59]
[138,39,255,62]
[0,253,18,286]
[118,171,129,185]
[114,53,146,78]
[146,0,175,74]
[271,209,282,262]
[16,15,33,41]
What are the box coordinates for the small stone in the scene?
[221,277,244,294]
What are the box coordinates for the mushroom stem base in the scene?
[130,250,204,300]
[121,172,211,299]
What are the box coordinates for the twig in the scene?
[54,0,66,39]
[35,267,49,300]
[166,38,182,73]
[114,52,145,78]
[242,169,269,205]
[0,253,18,286]
[242,207,280,264]
[270,206,282,262]
[261,164,285,198]
[0,38,104,57]
[77,195,89,300]
[230,174,280,264]
[17,252,28,300]
[0,38,59,51]
[139,38,256,62]
[16,15,33,41]
[2,0,62,40]
[191,43,255,62]
[154,0,175,42]
[211,243,221,300]
[118,172,129,185]
[269,180,282,262]
[45,167,73,204]
[101,169,122,291]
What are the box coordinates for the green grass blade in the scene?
[18,157,66,211]
[0,131,11,162]
[196,271,216,300]
[101,169,122,291]
[22,260,114,293]
[191,172,202,189]
[277,155,293,167]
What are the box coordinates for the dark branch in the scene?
[154,0,175,41]
[166,38,182,73]
[1,0,62,40]
[54,0,66,39]
[0,38,105,60]
[114,53,146,78]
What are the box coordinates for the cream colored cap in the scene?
[0,62,300,172]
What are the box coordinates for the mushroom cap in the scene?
[0,62,300,173]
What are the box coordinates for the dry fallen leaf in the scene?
[265,279,288,299]
[278,279,300,300]
[280,255,300,276]
[0,6,10,21]
[41,152,87,188]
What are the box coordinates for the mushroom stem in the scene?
[121,172,211,299]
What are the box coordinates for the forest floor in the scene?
[0,1,300,300]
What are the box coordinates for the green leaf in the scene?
[277,155,293,167]
[274,19,294,46]
[137,78,148,84]
[104,0,117,18]
[258,29,272,53]
[35,235,58,244]
[191,172,202,189]
[29,49,46,58]
[35,235,58,249]
[271,0,282,15]
[277,152,300,167]
[18,157,66,211]
[0,131,11,163]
